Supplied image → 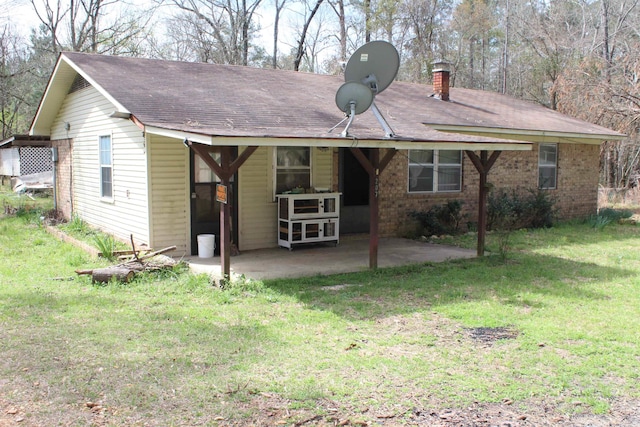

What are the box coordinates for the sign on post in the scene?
[216,184,228,204]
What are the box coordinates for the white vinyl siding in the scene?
[539,143,557,189]
[408,150,462,193]
[50,84,150,245]
[148,135,190,255]
[239,146,332,251]
[312,148,332,190]
[239,146,274,250]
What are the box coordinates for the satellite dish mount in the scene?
[334,41,400,138]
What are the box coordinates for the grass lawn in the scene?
[1,191,640,425]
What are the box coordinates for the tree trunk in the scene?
[91,267,135,283]
[293,0,324,71]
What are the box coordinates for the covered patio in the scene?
[184,236,476,281]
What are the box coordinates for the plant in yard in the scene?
[487,188,557,258]
[93,234,117,261]
[64,214,92,235]
[488,188,557,231]
[597,207,633,222]
[409,200,465,237]
[587,214,613,230]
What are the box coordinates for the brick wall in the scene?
[335,143,600,237]
[52,139,73,220]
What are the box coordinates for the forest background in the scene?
[1,0,639,190]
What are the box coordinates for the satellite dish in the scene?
[335,81,374,115]
[344,40,400,95]
[331,40,399,138]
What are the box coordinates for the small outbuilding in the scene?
[0,135,52,188]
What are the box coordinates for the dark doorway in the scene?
[190,149,238,255]
[339,148,370,233]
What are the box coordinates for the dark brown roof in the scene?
[36,52,623,145]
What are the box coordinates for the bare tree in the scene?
[272,0,287,68]
[293,0,324,71]
[0,25,31,137]
[165,0,263,65]
[327,0,347,61]
[397,0,453,83]
[29,0,154,55]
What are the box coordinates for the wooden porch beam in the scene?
[190,144,258,181]
[190,143,226,178]
[465,150,502,257]
[229,146,259,175]
[379,148,398,172]
[187,143,258,280]
[350,148,398,269]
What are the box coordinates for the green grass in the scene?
[1,198,640,425]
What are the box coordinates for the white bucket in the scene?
[197,234,216,258]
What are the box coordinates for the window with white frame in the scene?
[408,149,462,192]
[275,146,311,194]
[194,151,221,183]
[538,143,557,189]
[99,134,113,199]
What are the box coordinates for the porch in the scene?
[184,236,476,281]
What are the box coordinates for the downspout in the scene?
[51,147,58,211]
[68,139,73,216]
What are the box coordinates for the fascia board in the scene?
[429,125,626,144]
[144,126,531,151]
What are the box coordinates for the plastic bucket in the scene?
[197,234,216,258]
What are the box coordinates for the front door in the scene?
[339,148,370,234]
[190,149,238,255]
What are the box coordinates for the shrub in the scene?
[586,208,633,230]
[597,208,633,222]
[488,188,557,231]
[409,200,464,236]
[94,234,117,261]
[587,214,613,230]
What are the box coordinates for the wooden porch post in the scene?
[188,142,258,279]
[465,150,501,257]
[369,149,380,269]
[219,147,232,278]
[350,147,397,269]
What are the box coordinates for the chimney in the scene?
[432,62,450,101]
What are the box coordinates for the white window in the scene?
[99,135,113,199]
[275,146,311,194]
[539,143,557,189]
[194,152,221,183]
[408,150,462,193]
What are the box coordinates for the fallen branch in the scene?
[130,234,141,263]
[75,245,178,283]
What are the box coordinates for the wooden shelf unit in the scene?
[277,193,341,250]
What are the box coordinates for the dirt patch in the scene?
[2,368,640,426]
[465,326,519,345]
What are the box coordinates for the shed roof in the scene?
[30,52,624,149]
[0,135,50,148]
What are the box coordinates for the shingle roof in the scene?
[33,52,623,146]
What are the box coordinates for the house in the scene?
[28,50,623,274]
[0,135,52,188]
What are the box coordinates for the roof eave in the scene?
[428,124,626,144]
[144,125,532,151]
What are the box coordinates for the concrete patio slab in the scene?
[183,236,476,281]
